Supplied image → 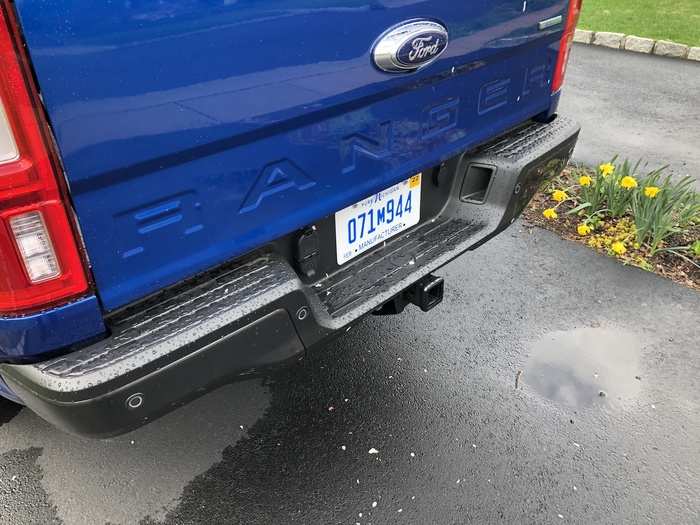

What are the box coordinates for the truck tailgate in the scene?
[15,0,567,311]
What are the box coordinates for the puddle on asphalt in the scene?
[524,328,643,408]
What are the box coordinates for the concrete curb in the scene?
[574,29,700,62]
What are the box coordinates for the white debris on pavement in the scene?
[372,501,378,508]
[368,448,379,454]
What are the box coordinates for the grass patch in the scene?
[578,0,700,47]
[523,162,700,291]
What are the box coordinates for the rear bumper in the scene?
[0,116,580,437]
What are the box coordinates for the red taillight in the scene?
[552,0,583,93]
[0,2,89,314]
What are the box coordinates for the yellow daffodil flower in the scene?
[577,224,592,236]
[552,190,568,202]
[644,186,661,198]
[620,176,638,189]
[543,208,558,220]
[611,241,627,255]
[579,175,592,187]
[599,163,615,177]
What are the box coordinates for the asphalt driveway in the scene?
[1,224,699,524]
[562,44,700,187]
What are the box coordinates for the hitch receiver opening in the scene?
[408,275,445,312]
[373,274,445,315]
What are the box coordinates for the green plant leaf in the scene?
[566,202,592,215]
[692,240,700,257]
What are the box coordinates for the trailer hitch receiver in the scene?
[408,274,444,312]
[373,274,444,315]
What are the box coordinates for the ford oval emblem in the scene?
[373,20,449,73]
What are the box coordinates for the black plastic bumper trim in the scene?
[3,309,304,437]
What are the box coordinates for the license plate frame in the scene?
[334,174,422,265]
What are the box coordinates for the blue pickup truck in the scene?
[0,0,581,436]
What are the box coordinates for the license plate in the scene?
[335,174,422,265]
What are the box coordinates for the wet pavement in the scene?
[562,44,700,189]
[1,225,699,524]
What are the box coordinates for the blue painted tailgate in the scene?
[15,0,566,311]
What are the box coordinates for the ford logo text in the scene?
[373,20,449,73]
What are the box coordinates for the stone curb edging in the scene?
[574,29,700,61]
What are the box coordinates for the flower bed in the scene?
[523,159,700,290]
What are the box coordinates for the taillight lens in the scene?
[552,0,583,93]
[0,2,89,314]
